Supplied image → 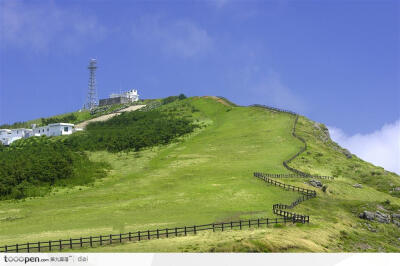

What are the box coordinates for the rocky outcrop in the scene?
[331,142,352,159]
[313,122,330,143]
[341,148,352,159]
[392,213,400,219]
[375,211,390,224]
[309,179,323,188]
[353,184,363,188]
[359,211,391,224]
[359,211,375,221]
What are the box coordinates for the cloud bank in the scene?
[328,120,400,174]
[0,1,106,52]
[132,16,213,58]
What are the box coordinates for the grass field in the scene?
[1,97,399,252]
[0,98,301,247]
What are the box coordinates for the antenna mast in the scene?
[85,58,98,110]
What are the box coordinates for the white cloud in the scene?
[328,120,400,174]
[0,1,106,52]
[132,16,213,58]
[211,0,230,8]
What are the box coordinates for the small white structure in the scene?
[0,123,76,146]
[109,89,139,102]
[0,129,12,146]
[0,128,33,145]
[125,89,139,102]
[33,123,75,137]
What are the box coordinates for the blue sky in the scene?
[0,0,399,172]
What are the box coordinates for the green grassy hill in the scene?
[0,96,399,252]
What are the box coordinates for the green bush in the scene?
[161,94,187,105]
[64,110,198,153]
[41,113,77,125]
[0,138,108,199]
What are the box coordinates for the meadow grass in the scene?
[0,98,300,246]
[1,97,399,252]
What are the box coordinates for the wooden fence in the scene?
[0,103,329,253]
[250,104,298,115]
[0,216,306,253]
[254,172,316,221]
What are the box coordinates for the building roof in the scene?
[48,123,75,127]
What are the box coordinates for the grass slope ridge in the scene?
[0,97,399,252]
[0,97,300,251]
[0,100,313,253]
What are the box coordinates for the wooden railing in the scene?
[1,102,330,253]
[0,216,305,253]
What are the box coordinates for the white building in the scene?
[125,89,139,102]
[110,89,139,102]
[0,129,12,146]
[33,123,75,137]
[0,128,33,146]
[0,123,76,146]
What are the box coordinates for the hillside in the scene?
[0,96,399,252]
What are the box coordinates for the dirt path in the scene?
[202,96,232,107]
[76,105,146,129]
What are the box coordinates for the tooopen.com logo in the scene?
[3,256,40,264]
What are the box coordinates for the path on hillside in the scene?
[75,105,146,129]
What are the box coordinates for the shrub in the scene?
[161,94,187,105]
[41,113,77,125]
[0,138,107,199]
[64,110,198,153]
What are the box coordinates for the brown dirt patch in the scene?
[76,105,146,129]
[202,96,232,107]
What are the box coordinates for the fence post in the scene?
[239,220,242,230]
[230,221,233,229]
[110,234,112,244]
[59,239,62,251]
[120,233,122,243]
[80,237,82,247]
[166,229,168,238]
[16,244,18,253]
[100,235,103,245]
[222,223,224,232]
[248,220,251,228]
[70,238,73,249]
[4,245,7,253]
[148,230,151,240]
[37,242,40,253]
[49,241,52,251]
[174,228,177,237]
[275,218,278,224]
[266,218,269,226]
[90,237,92,247]
[213,223,215,232]
[138,231,141,241]
[184,227,186,236]
[257,218,260,228]
[157,229,160,239]
[194,225,197,235]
